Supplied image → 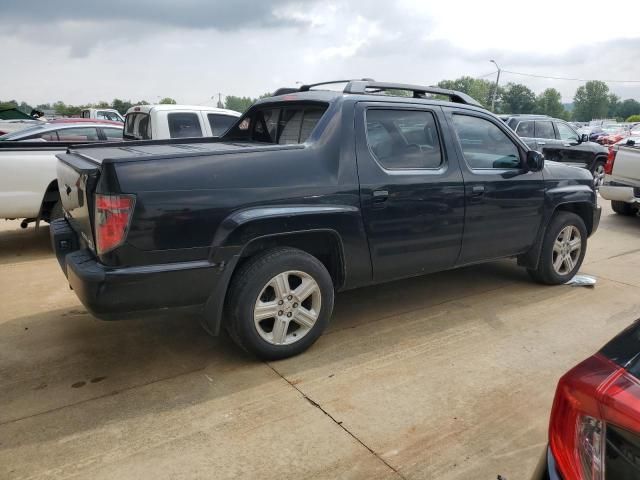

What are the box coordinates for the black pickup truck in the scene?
[51,80,601,359]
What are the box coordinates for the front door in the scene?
[356,103,465,282]
[444,109,545,264]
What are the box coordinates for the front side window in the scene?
[98,111,122,122]
[207,113,236,136]
[103,128,123,141]
[365,109,442,169]
[168,113,203,138]
[515,121,534,137]
[556,122,579,142]
[535,121,555,139]
[57,127,100,141]
[451,114,521,169]
[23,131,59,141]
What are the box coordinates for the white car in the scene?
[0,122,123,226]
[80,108,124,123]
[124,104,241,140]
[599,136,640,216]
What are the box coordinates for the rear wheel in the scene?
[48,201,64,222]
[611,200,636,216]
[225,248,334,360]
[528,212,587,285]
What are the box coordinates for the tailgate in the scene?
[56,152,101,251]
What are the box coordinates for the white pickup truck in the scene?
[0,122,123,227]
[80,108,124,123]
[600,136,640,216]
[123,105,240,140]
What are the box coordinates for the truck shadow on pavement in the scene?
[0,224,52,265]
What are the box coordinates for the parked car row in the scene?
[500,114,609,187]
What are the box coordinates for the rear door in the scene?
[445,108,544,264]
[356,102,465,282]
[553,121,592,167]
[533,119,559,153]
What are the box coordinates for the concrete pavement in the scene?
[1,202,639,479]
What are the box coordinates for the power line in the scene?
[475,70,499,79]
[501,69,640,84]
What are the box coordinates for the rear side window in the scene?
[207,114,236,136]
[365,109,442,169]
[57,127,100,142]
[168,113,203,138]
[535,121,555,139]
[124,113,151,140]
[515,121,534,137]
[451,114,521,169]
[102,127,123,141]
[81,111,90,118]
[225,104,328,144]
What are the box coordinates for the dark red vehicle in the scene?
[49,118,122,126]
[533,320,640,479]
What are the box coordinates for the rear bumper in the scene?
[50,219,221,320]
[530,447,561,480]
[600,183,640,203]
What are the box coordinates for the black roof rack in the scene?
[276,79,483,107]
[343,80,482,107]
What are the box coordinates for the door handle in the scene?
[537,141,546,145]
[471,185,485,195]
[372,190,389,205]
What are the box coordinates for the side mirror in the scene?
[526,150,544,172]
[580,133,589,143]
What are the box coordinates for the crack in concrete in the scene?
[265,362,407,480]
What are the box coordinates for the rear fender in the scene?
[202,205,370,335]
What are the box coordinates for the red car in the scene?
[532,320,640,479]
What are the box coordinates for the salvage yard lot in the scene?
[1,202,639,480]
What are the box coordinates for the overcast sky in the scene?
[2,0,640,106]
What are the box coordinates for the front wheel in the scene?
[225,248,334,360]
[528,212,587,285]
[591,160,606,189]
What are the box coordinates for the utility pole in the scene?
[216,93,224,109]
[490,59,501,112]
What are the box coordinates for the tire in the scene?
[527,212,587,285]
[225,247,334,360]
[611,200,635,216]
[591,159,606,189]
[48,201,64,222]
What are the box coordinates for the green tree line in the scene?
[3,81,639,121]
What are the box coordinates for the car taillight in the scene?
[549,354,640,479]
[94,193,135,254]
[604,149,617,175]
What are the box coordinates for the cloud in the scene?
[1,0,639,105]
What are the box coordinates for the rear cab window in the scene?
[124,113,151,140]
[224,103,328,144]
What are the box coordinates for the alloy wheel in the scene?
[552,226,582,275]
[253,270,322,346]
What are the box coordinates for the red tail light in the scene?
[549,354,640,479]
[94,193,135,254]
[604,149,617,175]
